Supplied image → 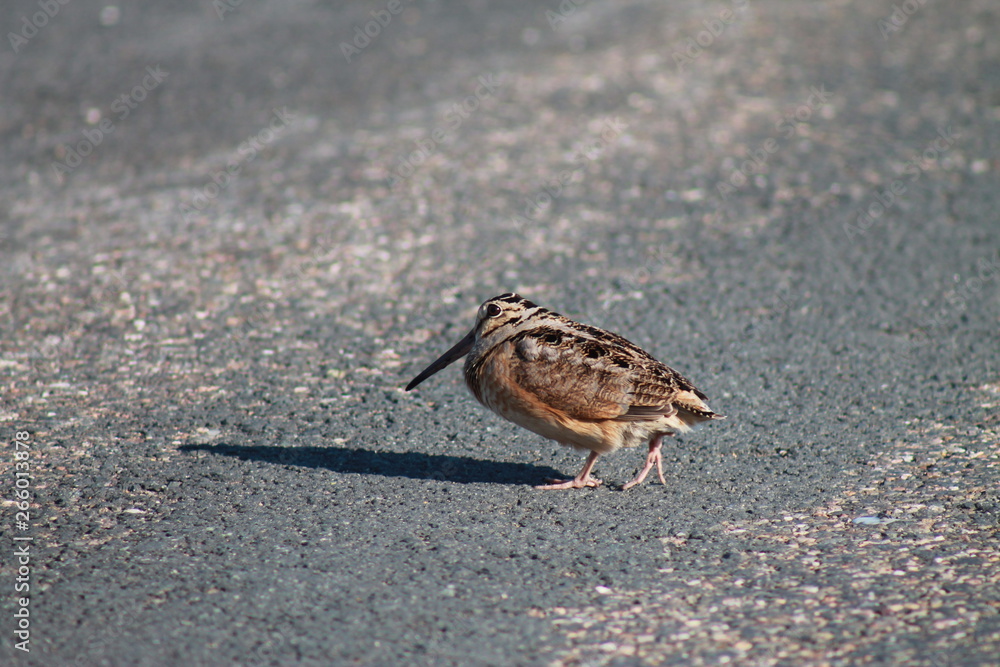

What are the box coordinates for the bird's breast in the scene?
[464,342,622,453]
[465,342,527,418]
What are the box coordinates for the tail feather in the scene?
[677,404,724,422]
[673,389,724,423]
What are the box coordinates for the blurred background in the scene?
[1,1,998,665]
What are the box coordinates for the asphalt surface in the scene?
[2,0,999,665]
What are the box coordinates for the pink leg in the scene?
[622,434,668,490]
[536,450,602,490]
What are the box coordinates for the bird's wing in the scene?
[622,361,721,421]
[509,327,680,422]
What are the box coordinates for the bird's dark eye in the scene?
[486,303,502,318]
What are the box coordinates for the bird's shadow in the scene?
[178,443,564,486]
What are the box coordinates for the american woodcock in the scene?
[405,293,724,490]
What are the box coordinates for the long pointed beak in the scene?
[405,329,476,391]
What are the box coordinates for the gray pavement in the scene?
[1,0,998,665]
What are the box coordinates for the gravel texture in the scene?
[1,0,998,665]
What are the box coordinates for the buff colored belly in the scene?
[471,363,620,453]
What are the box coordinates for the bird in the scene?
[405,293,724,490]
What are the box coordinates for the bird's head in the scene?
[405,293,542,390]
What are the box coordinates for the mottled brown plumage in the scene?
[405,293,724,489]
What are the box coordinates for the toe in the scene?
[535,476,602,490]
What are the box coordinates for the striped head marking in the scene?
[405,293,546,391]
[473,293,545,340]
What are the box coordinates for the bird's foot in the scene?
[535,475,603,490]
[622,436,667,490]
